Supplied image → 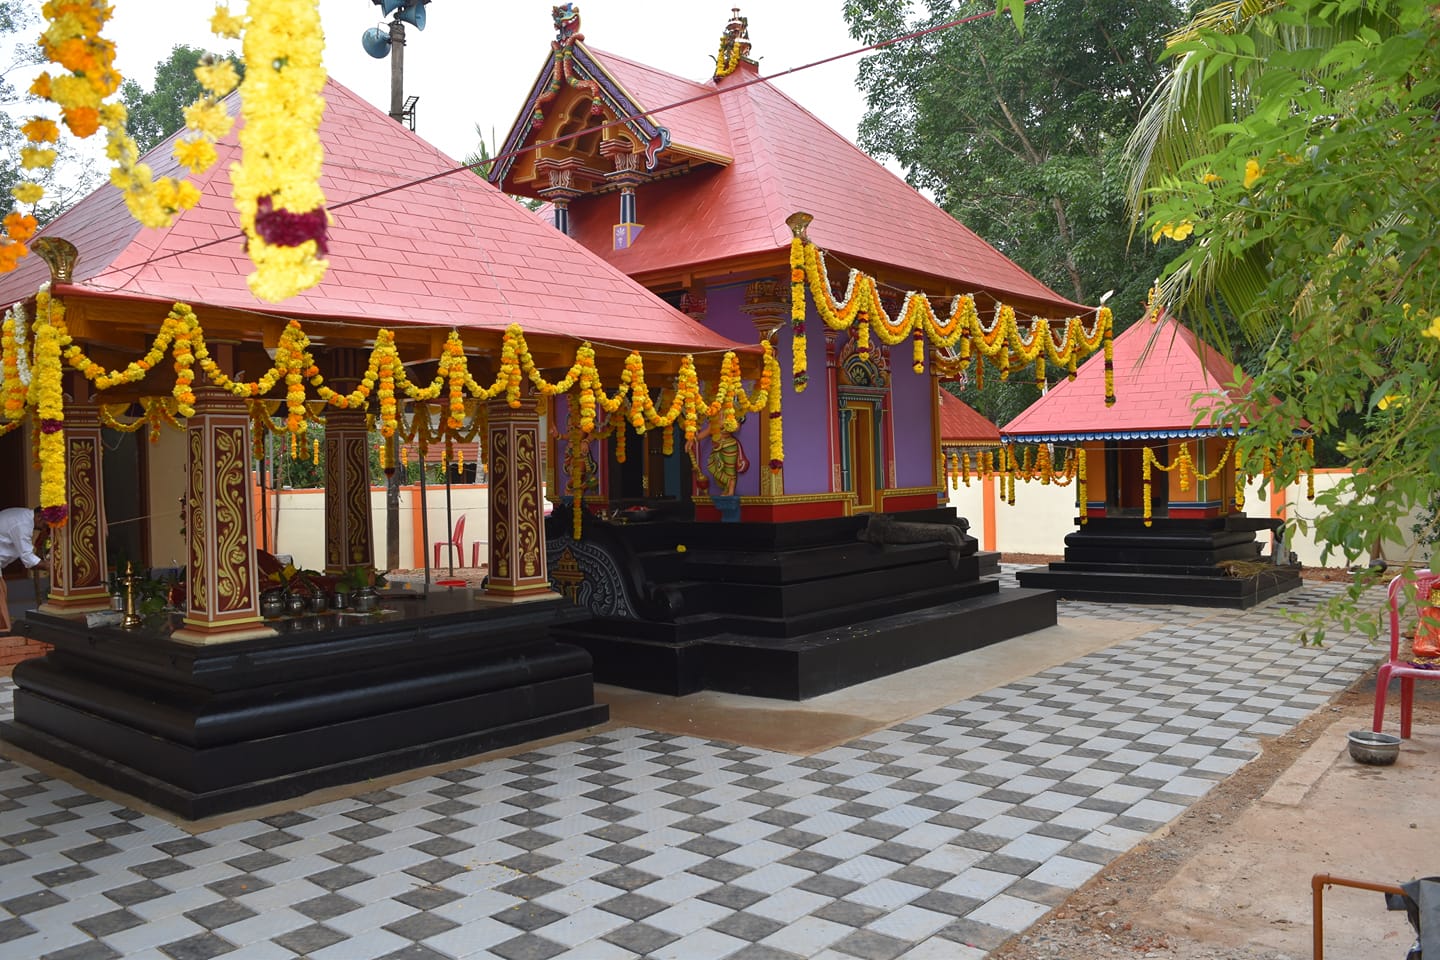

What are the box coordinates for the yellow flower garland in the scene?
[1137,440,1236,526]
[791,239,1113,400]
[2,304,29,426]
[231,0,330,302]
[3,1,120,271]
[15,291,785,540]
[31,288,68,525]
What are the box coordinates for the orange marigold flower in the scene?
[62,106,100,138]
[4,212,38,243]
[22,118,60,144]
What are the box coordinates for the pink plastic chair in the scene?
[433,515,466,569]
[1373,571,1440,738]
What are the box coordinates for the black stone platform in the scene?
[3,590,607,819]
[1016,515,1302,608]
[547,507,1057,698]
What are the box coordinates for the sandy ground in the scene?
[992,676,1438,960]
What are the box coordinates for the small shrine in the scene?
[1002,313,1304,607]
[938,389,1001,574]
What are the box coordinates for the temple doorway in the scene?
[1107,441,1167,518]
[840,397,880,513]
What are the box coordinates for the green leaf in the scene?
[999,0,1024,35]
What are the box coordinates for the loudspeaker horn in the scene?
[361,27,390,58]
[396,0,428,30]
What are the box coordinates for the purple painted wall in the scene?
[700,281,763,497]
[702,278,833,498]
[890,355,937,489]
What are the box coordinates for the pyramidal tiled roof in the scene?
[0,78,741,353]
[938,390,1000,446]
[553,53,1084,317]
[1001,314,1251,442]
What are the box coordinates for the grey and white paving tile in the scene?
[0,581,1380,959]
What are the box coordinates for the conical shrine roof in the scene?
[1001,314,1251,442]
[0,78,741,354]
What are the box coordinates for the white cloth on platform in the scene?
[0,507,42,570]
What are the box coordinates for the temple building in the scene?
[481,7,1112,697]
[492,7,1091,520]
[1003,313,1304,607]
[0,76,746,816]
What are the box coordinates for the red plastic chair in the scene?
[1374,571,1440,738]
[433,515,466,569]
[470,540,487,567]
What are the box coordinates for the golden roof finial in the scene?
[714,8,752,79]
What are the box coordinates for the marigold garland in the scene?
[790,238,1112,401]
[231,0,330,302]
[8,2,231,264]
[3,1,122,271]
[2,303,31,429]
[31,288,67,526]
[10,290,783,541]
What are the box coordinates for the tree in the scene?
[120,45,243,155]
[843,0,1184,331]
[1127,0,1440,633]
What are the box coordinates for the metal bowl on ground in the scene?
[1348,730,1401,765]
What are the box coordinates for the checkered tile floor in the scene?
[0,577,1379,959]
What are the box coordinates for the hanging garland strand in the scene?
[10,292,784,537]
[788,236,1114,403]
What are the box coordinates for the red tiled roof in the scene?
[0,79,740,354]
[938,390,1000,445]
[587,47,733,162]
[1001,314,1249,441]
[557,55,1083,316]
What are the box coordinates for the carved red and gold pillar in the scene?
[322,407,375,577]
[485,397,556,602]
[41,401,109,612]
[173,389,272,643]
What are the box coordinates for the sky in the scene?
[11,1,878,167]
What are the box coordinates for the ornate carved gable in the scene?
[492,7,732,204]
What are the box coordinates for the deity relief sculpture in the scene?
[686,419,749,497]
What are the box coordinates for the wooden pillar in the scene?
[323,407,375,576]
[484,397,556,602]
[173,389,272,643]
[982,474,998,553]
[41,402,109,612]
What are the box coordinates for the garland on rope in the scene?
[5,290,783,535]
[948,439,1317,529]
[789,237,1114,402]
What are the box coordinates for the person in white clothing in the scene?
[0,506,48,634]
